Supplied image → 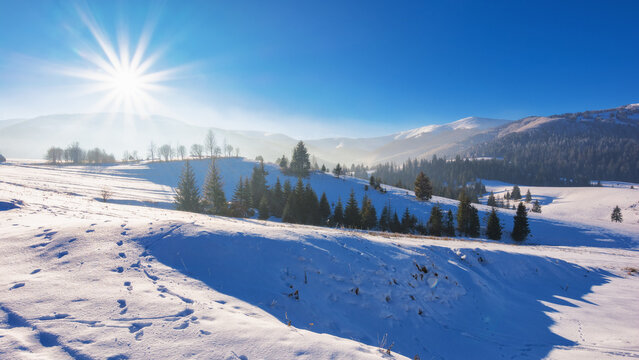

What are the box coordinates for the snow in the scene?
[1,159,638,359]
[394,117,510,140]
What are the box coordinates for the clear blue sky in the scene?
[0,0,638,138]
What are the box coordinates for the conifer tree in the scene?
[304,184,320,225]
[203,160,227,215]
[271,177,285,217]
[230,177,249,217]
[344,190,360,228]
[360,195,377,229]
[321,164,327,172]
[486,208,502,240]
[332,198,344,226]
[390,211,402,233]
[283,179,292,200]
[487,191,497,207]
[427,205,443,236]
[456,190,471,235]
[379,205,390,231]
[401,208,417,233]
[174,160,202,212]
[611,206,623,223]
[511,202,530,241]
[531,200,542,213]
[444,210,456,237]
[468,206,480,237]
[333,163,343,178]
[258,195,270,220]
[414,171,433,201]
[289,141,311,177]
[250,160,268,206]
[243,178,253,213]
[319,192,331,224]
[505,190,511,200]
[511,185,522,200]
[525,189,532,203]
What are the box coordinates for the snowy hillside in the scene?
[1,159,638,359]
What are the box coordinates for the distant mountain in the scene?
[465,104,639,183]
[0,113,300,162]
[0,112,512,165]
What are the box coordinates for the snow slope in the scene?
[1,160,638,359]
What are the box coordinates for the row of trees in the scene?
[175,158,532,241]
[45,142,115,164]
[147,131,240,162]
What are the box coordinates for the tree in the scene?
[468,206,480,237]
[190,144,204,159]
[511,185,522,200]
[390,211,402,233]
[319,193,331,224]
[204,129,216,158]
[250,160,268,206]
[148,142,157,162]
[321,164,327,172]
[270,177,285,217]
[332,198,344,226]
[303,184,320,225]
[0,153,5,163]
[379,205,391,231]
[531,200,542,213]
[427,205,443,236]
[400,208,416,233]
[525,189,532,203]
[177,145,187,160]
[45,147,64,164]
[230,177,251,217]
[289,141,311,177]
[444,210,456,237]
[511,202,530,242]
[174,161,202,212]
[65,142,85,164]
[333,163,343,178]
[203,160,227,215]
[611,206,623,223]
[344,190,360,228]
[414,171,433,201]
[258,195,270,220]
[278,155,289,170]
[159,144,172,161]
[360,195,377,229]
[487,191,497,207]
[486,208,502,240]
[456,190,472,236]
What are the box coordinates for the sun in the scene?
[61,6,182,115]
[110,68,144,96]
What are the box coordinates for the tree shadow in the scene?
[134,225,614,359]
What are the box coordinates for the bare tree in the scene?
[122,150,131,163]
[204,129,216,158]
[45,147,63,164]
[234,147,240,157]
[159,144,172,162]
[148,142,157,162]
[177,144,186,160]
[100,187,112,202]
[214,146,221,157]
[190,144,203,159]
[65,142,85,164]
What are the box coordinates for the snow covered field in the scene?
[1,159,638,359]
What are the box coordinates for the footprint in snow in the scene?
[118,252,126,258]
[117,299,127,308]
[30,269,41,274]
[112,267,124,273]
[57,251,69,258]
[116,240,123,246]
[86,229,94,233]
[10,283,25,290]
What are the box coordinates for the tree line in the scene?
[175,142,532,242]
[45,142,115,164]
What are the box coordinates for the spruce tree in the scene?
[414,171,433,201]
[611,206,623,223]
[203,160,227,215]
[487,192,497,207]
[271,177,284,217]
[486,208,502,240]
[289,141,311,177]
[525,189,532,203]
[511,185,522,200]
[468,206,480,237]
[401,208,416,233]
[531,200,542,213]
[258,195,270,220]
[321,164,327,172]
[390,211,402,233]
[379,205,390,231]
[333,163,343,178]
[427,205,443,236]
[174,160,202,212]
[456,190,471,235]
[444,210,456,237]
[319,192,331,224]
[344,190,360,228]
[360,195,377,229]
[332,198,344,226]
[511,202,530,241]
[250,160,268,206]
[230,177,248,217]
[304,184,320,225]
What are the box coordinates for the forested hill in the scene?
[464,104,639,183]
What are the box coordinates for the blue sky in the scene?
[0,0,638,138]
